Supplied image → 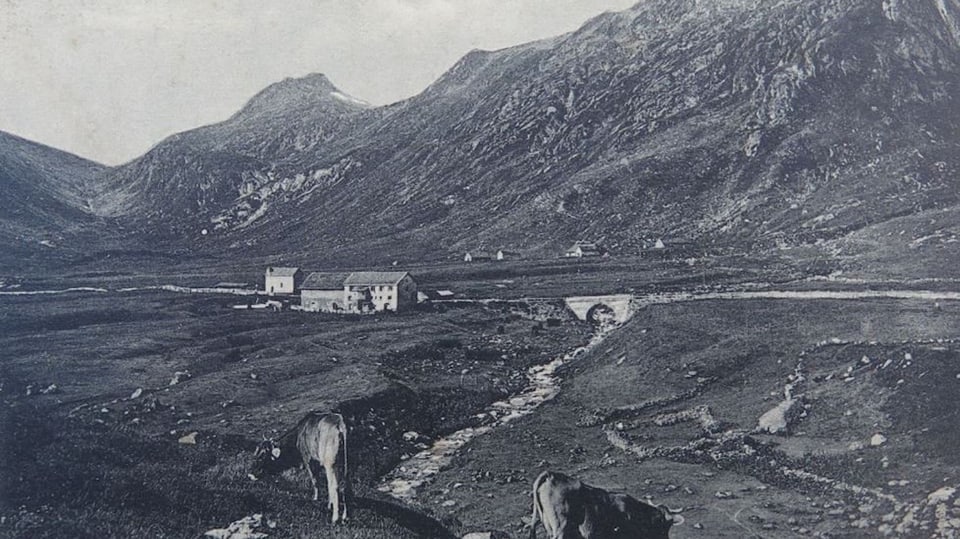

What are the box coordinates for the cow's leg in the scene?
[337,465,348,522]
[324,463,341,524]
[302,456,319,501]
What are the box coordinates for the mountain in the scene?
[92,74,370,228]
[80,0,960,265]
[0,131,116,267]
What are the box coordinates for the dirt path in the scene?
[637,289,960,304]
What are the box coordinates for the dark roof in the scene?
[301,272,350,290]
[266,266,300,276]
[344,271,411,286]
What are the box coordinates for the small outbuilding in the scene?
[496,250,519,261]
[564,241,602,258]
[418,289,455,302]
[265,267,303,296]
[464,251,493,262]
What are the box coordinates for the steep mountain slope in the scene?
[0,131,114,266]
[94,0,960,265]
[92,74,371,229]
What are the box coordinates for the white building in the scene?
[343,272,418,313]
[564,241,602,258]
[265,267,303,296]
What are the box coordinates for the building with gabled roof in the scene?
[300,272,350,312]
[343,271,417,313]
[265,266,303,295]
[464,251,494,262]
[564,241,602,258]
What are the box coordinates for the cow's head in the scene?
[616,495,683,538]
[252,437,287,476]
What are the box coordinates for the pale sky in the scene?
[0,0,637,166]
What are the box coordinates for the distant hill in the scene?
[12,0,960,271]
[0,131,118,268]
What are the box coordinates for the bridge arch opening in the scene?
[586,303,616,325]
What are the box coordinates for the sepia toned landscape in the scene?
[3,0,960,537]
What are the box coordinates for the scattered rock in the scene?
[169,371,191,386]
[462,531,510,539]
[130,388,143,399]
[178,432,198,445]
[870,433,887,447]
[757,397,799,434]
[204,514,268,539]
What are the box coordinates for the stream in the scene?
[375,287,960,503]
[376,322,622,502]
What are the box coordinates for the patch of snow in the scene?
[330,90,370,107]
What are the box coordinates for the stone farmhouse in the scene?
[298,271,418,313]
[300,272,350,312]
[265,267,303,296]
[345,272,417,312]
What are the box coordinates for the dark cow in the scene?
[529,471,680,539]
[254,412,349,523]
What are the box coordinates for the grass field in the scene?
[0,289,590,537]
[413,296,960,538]
[3,255,960,538]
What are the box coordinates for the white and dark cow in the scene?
[254,412,349,523]
[529,471,680,539]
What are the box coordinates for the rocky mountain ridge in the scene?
[6,0,960,269]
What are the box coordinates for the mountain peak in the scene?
[235,73,369,119]
[278,72,338,92]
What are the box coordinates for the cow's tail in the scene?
[529,471,549,539]
[336,413,348,482]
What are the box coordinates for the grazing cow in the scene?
[254,412,349,523]
[529,471,680,539]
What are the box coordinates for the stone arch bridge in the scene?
[563,294,634,324]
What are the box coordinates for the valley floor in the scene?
[2,262,959,538]
[427,294,960,538]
